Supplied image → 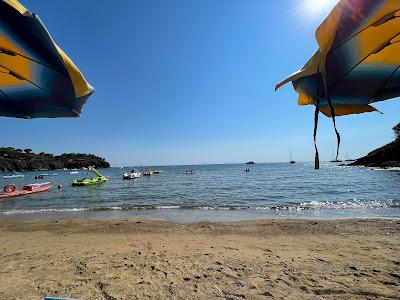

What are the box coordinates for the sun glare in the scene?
[306,0,332,13]
[299,0,339,19]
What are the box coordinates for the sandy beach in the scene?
[0,218,399,299]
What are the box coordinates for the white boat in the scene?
[69,171,79,175]
[38,173,58,177]
[143,169,153,176]
[123,169,142,180]
[3,174,25,179]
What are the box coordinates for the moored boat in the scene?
[123,169,141,180]
[289,150,296,164]
[330,149,342,163]
[0,182,52,199]
[3,174,24,179]
[143,169,153,176]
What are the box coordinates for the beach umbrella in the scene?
[0,0,94,119]
[275,0,400,168]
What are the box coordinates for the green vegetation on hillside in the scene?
[351,122,400,168]
[0,148,110,172]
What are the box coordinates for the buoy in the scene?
[57,184,63,189]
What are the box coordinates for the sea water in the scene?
[0,162,399,223]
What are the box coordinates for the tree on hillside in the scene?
[24,149,33,154]
[394,122,400,140]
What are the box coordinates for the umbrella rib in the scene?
[0,88,31,118]
[325,11,400,56]
[22,77,76,113]
[371,63,400,102]
[0,63,77,114]
[327,32,400,93]
[0,50,69,80]
[1,10,72,78]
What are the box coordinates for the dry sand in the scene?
[0,218,399,299]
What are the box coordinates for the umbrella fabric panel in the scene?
[317,0,400,58]
[0,2,68,76]
[0,52,77,103]
[2,0,28,14]
[321,9,400,104]
[0,87,26,118]
[0,73,85,118]
[292,73,323,106]
[375,66,400,102]
[291,71,379,117]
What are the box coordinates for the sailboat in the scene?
[289,150,295,164]
[330,149,342,163]
[345,152,355,162]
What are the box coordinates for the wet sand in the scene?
[0,218,399,299]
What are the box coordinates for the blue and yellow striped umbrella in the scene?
[276,0,400,117]
[0,0,93,119]
[276,0,400,168]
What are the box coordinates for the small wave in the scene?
[157,205,181,209]
[299,200,392,210]
[90,206,153,211]
[0,200,398,215]
[370,167,400,171]
[0,207,88,215]
[390,199,400,208]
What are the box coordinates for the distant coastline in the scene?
[0,147,110,172]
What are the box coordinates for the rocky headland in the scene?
[351,123,400,168]
[0,148,110,172]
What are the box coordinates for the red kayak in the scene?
[0,182,52,199]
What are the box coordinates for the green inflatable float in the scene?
[72,167,107,186]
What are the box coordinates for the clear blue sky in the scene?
[1,0,399,166]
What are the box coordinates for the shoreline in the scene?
[1,218,399,299]
[1,206,399,224]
